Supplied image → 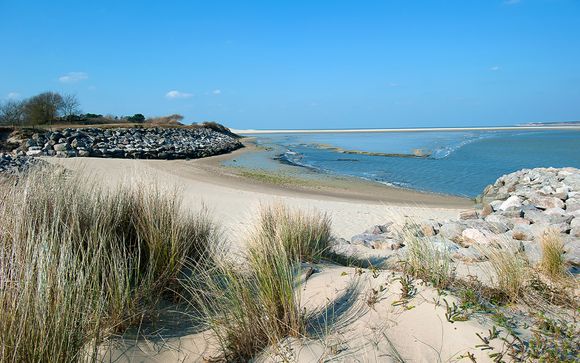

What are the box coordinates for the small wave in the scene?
[431,132,497,159]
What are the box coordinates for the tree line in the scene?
[0,91,146,127]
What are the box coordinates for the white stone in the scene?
[499,196,522,211]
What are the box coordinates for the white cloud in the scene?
[490,65,500,71]
[59,72,89,83]
[388,82,400,87]
[165,90,193,99]
[6,92,20,99]
[504,0,521,5]
[212,89,221,95]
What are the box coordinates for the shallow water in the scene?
[227,130,580,197]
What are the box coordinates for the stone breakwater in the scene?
[333,167,580,270]
[17,127,243,160]
[0,153,43,174]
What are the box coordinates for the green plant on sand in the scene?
[185,204,332,361]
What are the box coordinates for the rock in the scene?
[524,209,551,225]
[528,195,565,210]
[563,239,580,267]
[519,241,542,265]
[459,210,480,220]
[498,206,523,218]
[511,224,534,241]
[569,227,580,238]
[428,236,460,253]
[554,186,569,200]
[566,198,580,212]
[419,220,440,236]
[481,203,493,217]
[439,222,465,243]
[351,233,391,249]
[490,200,503,211]
[364,223,392,235]
[461,228,496,246]
[499,196,522,211]
[0,153,44,173]
[11,126,243,161]
[53,143,70,152]
[453,246,486,263]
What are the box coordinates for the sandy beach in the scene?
[46,143,471,247]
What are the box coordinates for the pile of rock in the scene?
[332,167,580,269]
[16,127,243,160]
[0,153,43,174]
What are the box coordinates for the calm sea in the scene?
[228,129,580,197]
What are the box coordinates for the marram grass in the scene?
[0,167,216,362]
[185,204,332,361]
[539,229,567,280]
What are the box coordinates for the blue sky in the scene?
[1,0,579,129]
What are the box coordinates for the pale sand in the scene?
[44,149,500,362]
[45,145,472,247]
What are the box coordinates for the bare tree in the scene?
[61,94,81,121]
[23,91,64,125]
[0,99,25,127]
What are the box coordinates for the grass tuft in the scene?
[400,221,454,288]
[478,242,529,303]
[539,229,567,280]
[255,204,332,263]
[0,167,215,362]
[185,204,331,361]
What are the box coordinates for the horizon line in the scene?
[232,124,580,134]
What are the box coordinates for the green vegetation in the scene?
[184,205,332,361]
[539,229,567,279]
[255,204,332,262]
[479,242,529,303]
[238,168,315,187]
[400,222,454,288]
[0,167,216,362]
[0,91,182,127]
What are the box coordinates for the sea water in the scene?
[228,130,580,197]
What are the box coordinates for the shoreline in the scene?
[192,141,473,208]
[232,125,580,134]
[43,142,472,245]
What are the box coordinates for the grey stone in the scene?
[459,210,480,220]
[528,195,565,210]
[511,224,534,241]
[439,222,465,243]
[53,143,70,152]
[523,209,551,225]
[499,196,522,211]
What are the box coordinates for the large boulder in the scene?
[461,228,497,246]
[528,195,565,210]
[499,196,522,211]
[439,222,465,243]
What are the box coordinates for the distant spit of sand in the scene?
[232,125,580,134]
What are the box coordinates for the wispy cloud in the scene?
[59,72,89,83]
[165,90,193,99]
[212,89,221,95]
[6,92,21,99]
[504,0,521,5]
[388,82,400,87]
[490,65,501,71]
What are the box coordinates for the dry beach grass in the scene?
[0,167,216,362]
[1,157,578,362]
